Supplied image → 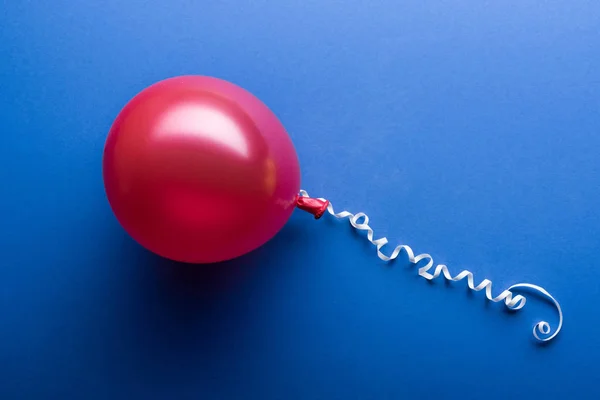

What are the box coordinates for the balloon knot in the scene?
[296,195,329,219]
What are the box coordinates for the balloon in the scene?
[103,76,301,263]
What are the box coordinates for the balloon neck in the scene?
[296,195,329,219]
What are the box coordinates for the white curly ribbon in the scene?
[299,190,563,343]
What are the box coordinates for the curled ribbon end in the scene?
[507,283,563,343]
[533,321,553,342]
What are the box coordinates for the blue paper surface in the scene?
[1,1,599,398]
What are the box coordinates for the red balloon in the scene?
[103,76,301,263]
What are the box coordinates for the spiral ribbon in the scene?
[299,190,563,342]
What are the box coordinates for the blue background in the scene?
[1,1,599,398]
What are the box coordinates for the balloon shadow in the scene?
[92,213,314,384]
[140,213,312,297]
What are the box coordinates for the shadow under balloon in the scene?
[142,213,312,294]
[97,212,315,383]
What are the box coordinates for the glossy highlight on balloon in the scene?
[103,76,301,263]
